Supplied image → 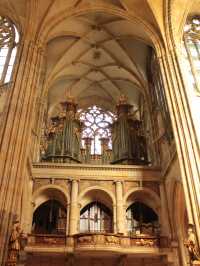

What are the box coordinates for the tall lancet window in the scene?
[0,15,19,85]
[183,16,200,92]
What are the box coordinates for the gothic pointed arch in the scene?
[0,15,19,84]
[183,15,200,92]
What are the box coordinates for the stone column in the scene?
[113,204,117,234]
[66,203,71,235]
[0,39,44,264]
[69,180,79,235]
[159,182,171,237]
[115,181,125,234]
[158,47,200,246]
[21,177,34,235]
[32,98,46,162]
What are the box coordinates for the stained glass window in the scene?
[79,106,115,154]
[183,16,200,92]
[0,15,19,84]
[80,202,113,233]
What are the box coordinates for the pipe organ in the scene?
[43,96,82,163]
[111,96,148,165]
[41,96,148,165]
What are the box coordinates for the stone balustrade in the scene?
[75,233,159,248]
[27,234,67,246]
[26,233,169,252]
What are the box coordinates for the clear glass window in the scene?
[0,15,19,85]
[183,16,200,92]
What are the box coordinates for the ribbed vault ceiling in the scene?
[2,0,198,116]
[46,12,151,116]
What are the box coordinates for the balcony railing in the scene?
[28,234,66,246]
[75,233,159,248]
[127,223,160,237]
[26,233,169,252]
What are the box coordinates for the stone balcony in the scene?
[25,233,169,255]
[31,162,161,181]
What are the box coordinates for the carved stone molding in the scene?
[26,233,164,252]
[32,163,161,181]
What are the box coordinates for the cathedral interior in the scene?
[1,1,200,266]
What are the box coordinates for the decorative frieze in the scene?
[32,163,161,181]
[26,233,163,251]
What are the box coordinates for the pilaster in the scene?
[159,182,171,237]
[0,38,45,264]
[115,181,125,234]
[158,44,200,247]
[69,179,79,235]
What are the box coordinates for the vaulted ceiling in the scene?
[45,12,151,116]
[0,0,198,116]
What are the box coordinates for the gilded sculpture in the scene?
[6,221,22,266]
[185,226,200,263]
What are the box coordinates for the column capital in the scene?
[68,178,79,183]
[114,180,124,184]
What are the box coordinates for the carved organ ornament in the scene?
[41,96,83,163]
[41,95,148,165]
[126,202,160,237]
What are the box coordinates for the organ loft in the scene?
[41,95,148,165]
[0,1,200,266]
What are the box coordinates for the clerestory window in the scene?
[0,15,19,85]
[183,16,200,92]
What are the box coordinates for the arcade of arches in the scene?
[1,1,200,266]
